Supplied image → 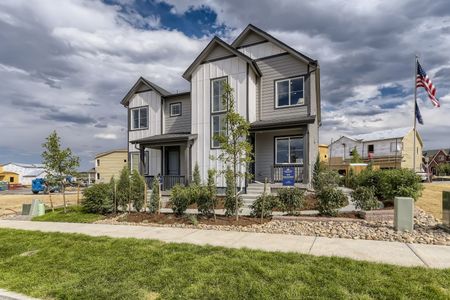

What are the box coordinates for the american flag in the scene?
[416,61,440,107]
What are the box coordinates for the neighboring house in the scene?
[78,168,96,185]
[121,24,321,191]
[319,144,328,163]
[329,127,423,173]
[0,163,46,185]
[423,149,450,175]
[95,150,128,183]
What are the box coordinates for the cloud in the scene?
[94,133,118,140]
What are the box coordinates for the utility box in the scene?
[443,191,450,226]
[394,197,414,232]
[21,204,31,215]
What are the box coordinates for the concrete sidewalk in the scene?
[0,220,449,269]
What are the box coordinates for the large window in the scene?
[131,151,149,174]
[211,77,227,148]
[390,142,402,152]
[275,136,304,164]
[131,107,148,130]
[275,77,304,108]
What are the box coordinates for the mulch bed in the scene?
[118,212,271,226]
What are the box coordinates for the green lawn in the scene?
[32,206,104,223]
[0,229,449,299]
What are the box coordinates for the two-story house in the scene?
[328,127,423,173]
[423,149,450,175]
[121,24,321,191]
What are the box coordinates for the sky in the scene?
[0,0,449,170]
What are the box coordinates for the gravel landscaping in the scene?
[95,208,450,246]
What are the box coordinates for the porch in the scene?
[130,133,197,191]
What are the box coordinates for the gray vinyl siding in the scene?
[164,95,191,134]
[238,31,267,47]
[256,54,310,120]
[204,44,233,61]
[254,127,307,182]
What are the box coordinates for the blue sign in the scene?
[282,167,295,186]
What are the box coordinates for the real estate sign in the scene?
[282,167,295,186]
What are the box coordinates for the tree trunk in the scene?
[49,193,54,212]
[234,153,239,221]
[62,181,67,213]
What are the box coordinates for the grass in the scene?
[32,206,104,223]
[0,229,449,299]
[416,182,450,220]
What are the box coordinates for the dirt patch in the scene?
[303,193,318,210]
[118,212,271,226]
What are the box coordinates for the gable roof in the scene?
[182,36,261,80]
[231,24,317,65]
[95,149,128,159]
[120,77,171,106]
[424,148,450,158]
[348,127,413,142]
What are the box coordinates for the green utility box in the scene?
[21,204,31,215]
[394,197,414,232]
[443,191,450,226]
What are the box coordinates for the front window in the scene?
[131,107,148,130]
[368,144,374,154]
[170,102,182,117]
[96,159,100,167]
[275,136,304,164]
[390,142,402,152]
[211,77,227,148]
[275,77,304,108]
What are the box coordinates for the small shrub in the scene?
[82,183,113,214]
[149,175,160,213]
[194,185,215,216]
[130,170,145,212]
[317,187,348,217]
[224,168,242,216]
[250,194,280,218]
[277,187,305,215]
[378,169,423,201]
[313,169,340,191]
[352,168,383,198]
[351,186,380,211]
[193,163,201,185]
[169,184,190,216]
[116,167,130,211]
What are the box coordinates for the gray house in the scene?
[121,24,321,191]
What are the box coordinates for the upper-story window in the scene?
[169,102,182,117]
[390,142,402,152]
[211,77,227,148]
[131,107,148,130]
[275,77,304,108]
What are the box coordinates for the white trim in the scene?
[130,107,149,130]
[169,102,182,117]
[275,77,305,108]
[275,136,304,164]
[211,77,228,113]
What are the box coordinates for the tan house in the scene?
[95,150,128,183]
[329,127,423,174]
[319,144,329,163]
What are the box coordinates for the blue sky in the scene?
[0,0,449,170]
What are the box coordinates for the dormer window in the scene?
[275,77,304,108]
[131,107,148,130]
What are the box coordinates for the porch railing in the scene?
[271,164,303,183]
[144,175,186,191]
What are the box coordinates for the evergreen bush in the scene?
[277,187,305,215]
[82,183,113,214]
[116,167,130,212]
[250,194,280,218]
[130,170,145,212]
[317,186,348,216]
[149,175,160,213]
[169,184,190,216]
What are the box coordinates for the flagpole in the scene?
[413,54,418,172]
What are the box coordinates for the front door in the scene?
[166,146,180,175]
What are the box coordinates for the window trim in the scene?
[274,76,305,109]
[130,106,149,131]
[169,102,182,117]
[274,136,304,165]
[210,76,228,149]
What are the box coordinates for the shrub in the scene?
[169,184,190,216]
[378,169,423,201]
[351,186,380,211]
[194,185,216,216]
[352,168,383,198]
[313,169,340,191]
[312,154,327,189]
[224,168,242,216]
[149,175,160,213]
[193,163,201,186]
[317,187,348,216]
[116,167,130,212]
[109,176,117,212]
[130,170,145,212]
[277,187,305,215]
[250,194,280,218]
[82,183,113,214]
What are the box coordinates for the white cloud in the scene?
[94,133,118,140]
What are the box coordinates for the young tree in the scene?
[213,82,252,220]
[350,148,363,163]
[193,162,201,185]
[41,131,79,213]
[149,175,160,214]
[312,153,326,190]
[207,168,217,220]
[116,166,130,212]
[130,170,145,212]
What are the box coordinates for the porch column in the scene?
[185,142,190,184]
[139,145,145,176]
